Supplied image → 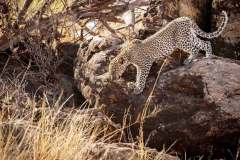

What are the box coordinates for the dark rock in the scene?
[0,2,9,15]
[54,42,85,106]
[87,142,179,160]
[212,0,240,59]
[56,42,80,77]
[143,0,212,32]
[125,57,240,158]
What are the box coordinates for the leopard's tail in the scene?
[191,11,228,39]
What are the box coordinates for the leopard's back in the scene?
[140,17,192,60]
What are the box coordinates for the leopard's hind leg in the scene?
[180,35,213,64]
[178,36,200,64]
[192,36,213,58]
[199,41,212,58]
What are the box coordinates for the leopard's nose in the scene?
[111,74,118,81]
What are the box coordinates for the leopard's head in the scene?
[108,39,142,80]
[109,55,128,80]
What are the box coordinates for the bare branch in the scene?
[0,0,148,51]
[17,0,34,22]
[31,0,55,20]
[83,26,97,36]
[99,19,117,35]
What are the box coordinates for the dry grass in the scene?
[0,79,88,160]
[0,78,176,160]
[0,106,101,160]
[0,78,107,160]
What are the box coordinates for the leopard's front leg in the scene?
[127,63,152,94]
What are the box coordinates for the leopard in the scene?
[109,11,228,94]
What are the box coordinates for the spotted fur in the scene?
[109,11,228,94]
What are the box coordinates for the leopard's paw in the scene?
[127,82,136,90]
[184,58,192,65]
[127,82,142,94]
[133,87,142,94]
[205,54,213,59]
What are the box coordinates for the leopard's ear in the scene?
[131,39,142,45]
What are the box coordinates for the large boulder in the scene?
[124,57,240,158]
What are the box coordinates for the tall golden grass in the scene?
[0,78,175,160]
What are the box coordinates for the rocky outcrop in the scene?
[74,36,123,105]
[75,42,240,158]
[74,34,240,158]
[74,0,240,158]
